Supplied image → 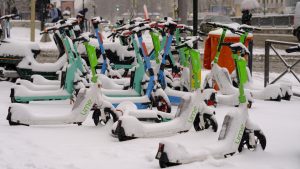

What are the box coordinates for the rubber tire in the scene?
[156,96,171,113]
[159,152,181,168]
[194,113,218,132]
[297,29,300,42]
[92,109,101,126]
[238,129,267,152]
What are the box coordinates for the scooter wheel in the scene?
[247,101,252,109]
[254,130,267,150]
[282,92,292,101]
[270,95,281,102]
[92,109,101,126]
[0,76,10,81]
[158,152,181,168]
[157,96,171,113]
[238,129,267,152]
[194,113,218,132]
[115,120,135,141]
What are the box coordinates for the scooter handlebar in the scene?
[91,16,109,25]
[181,25,207,36]
[175,36,203,49]
[238,24,261,32]
[206,22,242,34]
[0,14,19,20]
[40,26,57,35]
[73,36,89,43]
[286,45,300,53]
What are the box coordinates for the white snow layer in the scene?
[0,70,300,169]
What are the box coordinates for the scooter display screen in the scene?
[175,96,191,117]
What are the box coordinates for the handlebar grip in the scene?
[175,43,188,50]
[205,22,217,27]
[221,42,233,46]
[197,31,207,36]
[89,34,96,38]
[107,33,115,39]
[286,45,300,53]
[73,37,87,43]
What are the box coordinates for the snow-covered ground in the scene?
[0,71,300,169]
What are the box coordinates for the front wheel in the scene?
[156,96,171,113]
[238,129,267,152]
[194,113,218,132]
[297,29,300,42]
[92,109,101,126]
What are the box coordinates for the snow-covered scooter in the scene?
[111,24,218,141]
[231,24,292,101]
[111,88,217,141]
[10,21,89,103]
[7,82,115,126]
[155,42,266,168]
[204,22,291,103]
[0,14,70,81]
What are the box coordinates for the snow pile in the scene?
[0,76,300,168]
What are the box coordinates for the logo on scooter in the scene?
[188,106,198,123]
[81,98,93,115]
[235,124,245,144]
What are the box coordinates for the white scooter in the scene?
[7,83,114,126]
[155,42,266,168]
[111,89,218,141]
[204,23,291,103]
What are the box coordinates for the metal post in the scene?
[264,40,270,87]
[193,0,198,49]
[248,40,253,75]
[178,0,187,24]
[263,0,266,15]
[83,0,85,12]
[41,0,47,31]
[30,0,36,42]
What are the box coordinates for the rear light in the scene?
[155,143,165,159]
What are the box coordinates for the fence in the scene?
[231,14,294,27]
[264,39,300,97]
[188,14,294,27]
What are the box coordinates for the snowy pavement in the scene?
[0,71,300,169]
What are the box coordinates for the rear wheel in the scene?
[0,76,9,81]
[92,109,101,126]
[238,129,267,152]
[297,29,300,42]
[194,113,218,132]
[156,96,171,113]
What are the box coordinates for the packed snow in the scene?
[0,69,300,169]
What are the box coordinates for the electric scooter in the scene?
[231,24,293,101]
[0,15,72,81]
[203,22,290,103]
[111,24,218,141]
[155,42,266,168]
[10,20,89,103]
[7,82,115,126]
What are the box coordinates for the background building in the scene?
[1,0,300,21]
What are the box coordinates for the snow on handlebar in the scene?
[206,22,244,34]
[91,17,109,25]
[175,36,203,49]
[286,45,300,53]
[238,24,261,32]
[0,14,18,20]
